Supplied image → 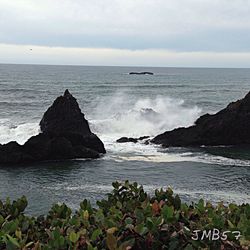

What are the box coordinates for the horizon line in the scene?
[1,62,250,70]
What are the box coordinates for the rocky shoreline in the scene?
[1,90,250,164]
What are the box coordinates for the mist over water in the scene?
[0,64,250,215]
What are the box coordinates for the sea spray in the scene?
[91,93,201,137]
[0,119,39,145]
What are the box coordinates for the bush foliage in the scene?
[0,181,249,249]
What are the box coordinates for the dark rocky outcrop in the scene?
[0,90,105,164]
[129,72,154,75]
[40,89,91,136]
[117,136,150,143]
[152,91,250,147]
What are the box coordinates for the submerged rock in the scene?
[152,91,250,147]
[0,90,105,164]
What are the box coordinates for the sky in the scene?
[0,0,250,67]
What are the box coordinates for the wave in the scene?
[90,93,201,137]
[0,119,39,145]
[43,183,249,205]
[103,142,250,167]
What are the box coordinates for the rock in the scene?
[40,89,91,136]
[61,132,105,154]
[24,133,100,160]
[117,137,138,143]
[0,141,34,164]
[0,90,106,164]
[138,136,150,140]
[129,72,154,75]
[152,91,250,147]
[116,136,150,143]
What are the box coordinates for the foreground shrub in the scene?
[0,181,249,249]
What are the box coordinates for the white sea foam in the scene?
[91,93,201,137]
[189,153,250,167]
[0,119,39,145]
[44,183,250,205]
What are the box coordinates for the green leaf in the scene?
[212,215,224,229]
[168,237,179,250]
[184,244,194,250]
[118,239,135,250]
[125,217,133,225]
[112,182,120,189]
[59,236,65,247]
[227,219,235,229]
[245,204,250,218]
[2,221,18,234]
[146,217,154,230]
[25,241,34,248]
[173,195,181,209]
[162,205,174,222]
[196,199,205,213]
[83,210,89,220]
[91,228,102,241]
[69,231,79,243]
[135,224,148,235]
[0,215,4,226]
[6,234,20,248]
[15,229,21,239]
[87,244,95,250]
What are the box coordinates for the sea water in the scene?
[0,64,249,215]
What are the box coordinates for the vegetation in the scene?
[0,181,249,249]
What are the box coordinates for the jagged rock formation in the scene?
[40,89,91,136]
[0,90,105,164]
[152,91,250,147]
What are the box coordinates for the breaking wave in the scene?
[91,93,201,137]
[0,119,39,145]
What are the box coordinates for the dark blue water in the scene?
[0,64,249,215]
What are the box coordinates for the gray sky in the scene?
[1,0,250,67]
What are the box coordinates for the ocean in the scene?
[0,64,250,215]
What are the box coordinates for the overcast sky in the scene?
[1,0,250,67]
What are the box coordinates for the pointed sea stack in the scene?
[40,89,91,136]
[152,91,250,147]
[0,90,105,164]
